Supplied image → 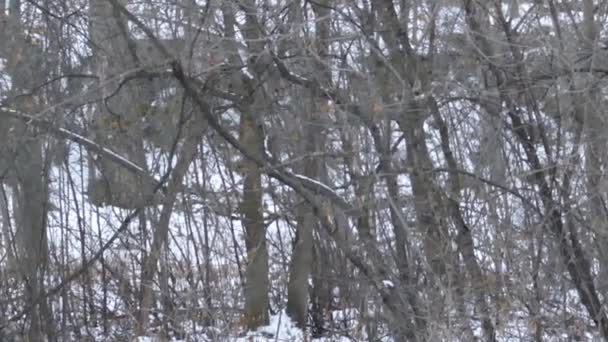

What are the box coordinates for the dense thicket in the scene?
[1,0,608,340]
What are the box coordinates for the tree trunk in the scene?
[4,0,53,338]
[287,0,331,330]
[240,110,269,330]
[88,0,154,210]
[137,116,206,335]
[286,204,314,328]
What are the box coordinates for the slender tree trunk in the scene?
[14,137,52,341]
[215,1,270,330]
[239,110,269,329]
[429,98,497,341]
[287,0,331,330]
[137,117,206,334]
[286,201,314,328]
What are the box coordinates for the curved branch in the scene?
[0,106,158,185]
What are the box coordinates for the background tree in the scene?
[2,0,608,341]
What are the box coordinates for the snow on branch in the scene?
[0,106,157,183]
[290,173,355,214]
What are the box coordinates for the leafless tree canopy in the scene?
[1,0,608,340]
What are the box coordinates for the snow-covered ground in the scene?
[133,309,393,342]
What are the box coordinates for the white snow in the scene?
[235,310,305,342]
[290,173,353,212]
[134,337,185,342]
[231,310,377,342]
[134,337,153,342]
[0,58,11,99]
[382,280,394,288]
[292,174,336,195]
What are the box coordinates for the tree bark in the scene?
[4,0,53,338]
[286,0,330,330]
[239,110,269,330]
